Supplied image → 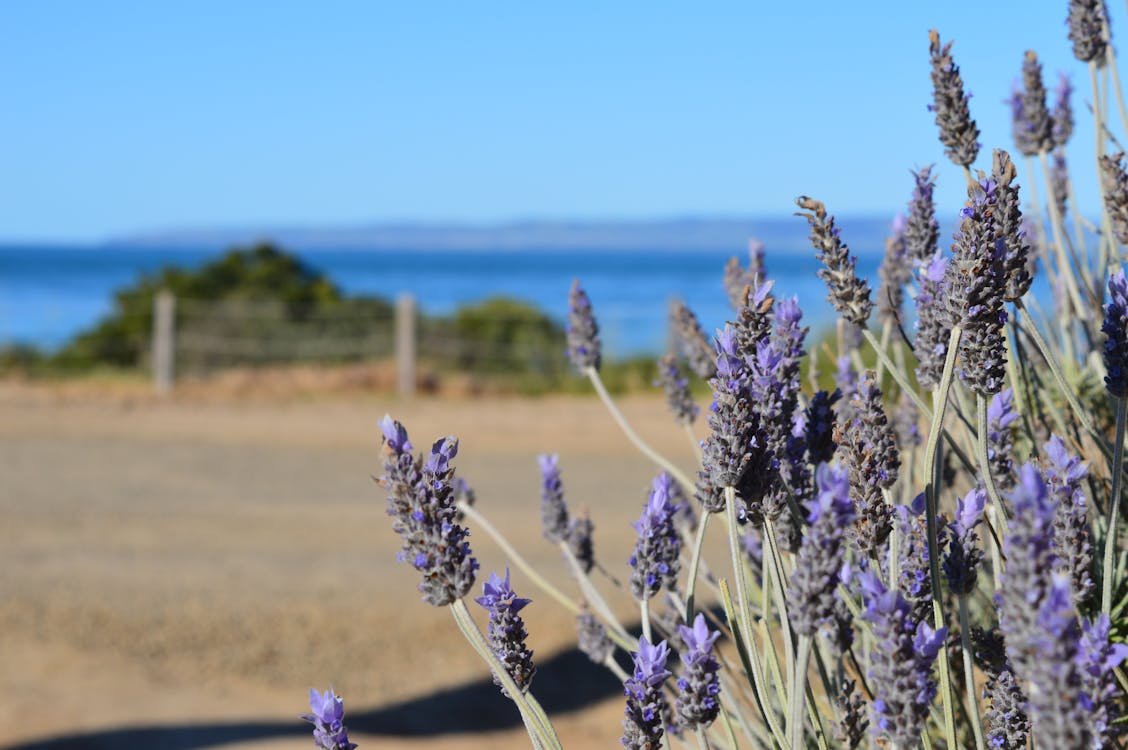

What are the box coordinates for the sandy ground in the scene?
[0,382,707,749]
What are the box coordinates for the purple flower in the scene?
[622,637,672,749]
[656,353,698,425]
[1102,268,1128,398]
[797,196,873,327]
[1067,0,1109,66]
[1052,73,1074,148]
[804,389,841,466]
[946,177,1009,396]
[302,687,358,750]
[675,613,722,729]
[929,29,980,168]
[576,608,614,665]
[986,388,1019,491]
[905,166,940,265]
[990,150,1033,302]
[1100,153,1128,245]
[1010,52,1053,156]
[1042,436,1094,606]
[878,214,910,325]
[838,371,899,557]
[914,251,952,389]
[724,239,769,309]
[670,300,716,380]
[566,279,601,372]
[538,453,569,544]
[859,570,947,747]
[789,463,855,639]
[1079,614,1128,746]
[380,418,478,607]
[475,569,536,695]
[943,487,985,596]
[999,464,1060,679]
[629,473,683,601]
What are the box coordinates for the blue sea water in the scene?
[0,242,885,356]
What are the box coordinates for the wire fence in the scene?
[1,291,673,394]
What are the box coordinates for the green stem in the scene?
[559,541,634,650]
[1038,150,1090,321]
[641,599,652,643]
[789,636,811,750]
[458,502,579,615]
[762,520,795,685]
[684,511,713,623]
[586,366,696,493]
[686,422,703,463]
[975,396,1008,561]
[1103,397,1127,616]
[923,326,961,750]
[695,726,715,750]
[958,596,987,750]
[450,600,562,750]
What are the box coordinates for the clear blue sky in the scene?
[0,1,1119,242]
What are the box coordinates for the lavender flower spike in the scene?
[788,463,855,638]
[878,213,910,325]
[913,252,952,389]
[576,608,614,665]
[942,487,985,596]
[566,279,601,372]
[538,453,569,544]
[380,417,478,606]
[629,473,683,601]
[302,687,358,750]
[1023,574,1089,748]
[1067,0,1109,66]
[670,300,716,380]
[928,29,980,168]
[986,388,1019,491]
[859,570,948,748]
[992,149,1032,302]
[1079,614,1128,747]
[796,196,873,327]
[622,637,672,750]
[1043,435,1094,606]
[1051,73,1074,148]
[1103,268,1128,398]
[1099,152,1128,245]
[656,353,698,425]
[946,177,1009,396]
[675,613,722,730]
[904,165,940,265]
[1011,51,1053,157]
[475,569,536,696]
[837,371,899,557]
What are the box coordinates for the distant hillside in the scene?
[109,216,896,252]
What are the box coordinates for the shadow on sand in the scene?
[4,643,625,750]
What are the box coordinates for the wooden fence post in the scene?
[395,293,416,397]
[152,290,176,395]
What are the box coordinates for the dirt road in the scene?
[0,385,706,749]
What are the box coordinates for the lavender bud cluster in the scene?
[928,29,980,168]
[836,371,899,557]
[992,150,1032,302]
[1099,152,1128,245]
[302,688,359,750]
[538,453,569,543]
[896,498,937,624]
[796,196,873,327]
[1051,73,1074,148]
[566,279,601,372]
[1102,268,1128,398]
[380,417,478,607]
[1010,51,1054,157]
[1042,436,1094,606]
[576,608,614,665]
[788,463,855,638]
[723,239,768,309]
[986,388,1019,491]
[674,613,722,730]
[475,570,536,696]
[914,252,952,389]
[859,570,947,748]
[905,166,940,264]
[656,353,698,425]
[942,487,986,596]
[670,300,717,380]
[1067,0,1109,65]
[629,473,683,601]
[946,178,1009,396]
[621,637,672,750]
[878,214,909,325]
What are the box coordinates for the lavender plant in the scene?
[353,9,1128,749]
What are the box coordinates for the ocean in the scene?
[0,241,887,356]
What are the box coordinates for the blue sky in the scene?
[0,1,1119,242]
